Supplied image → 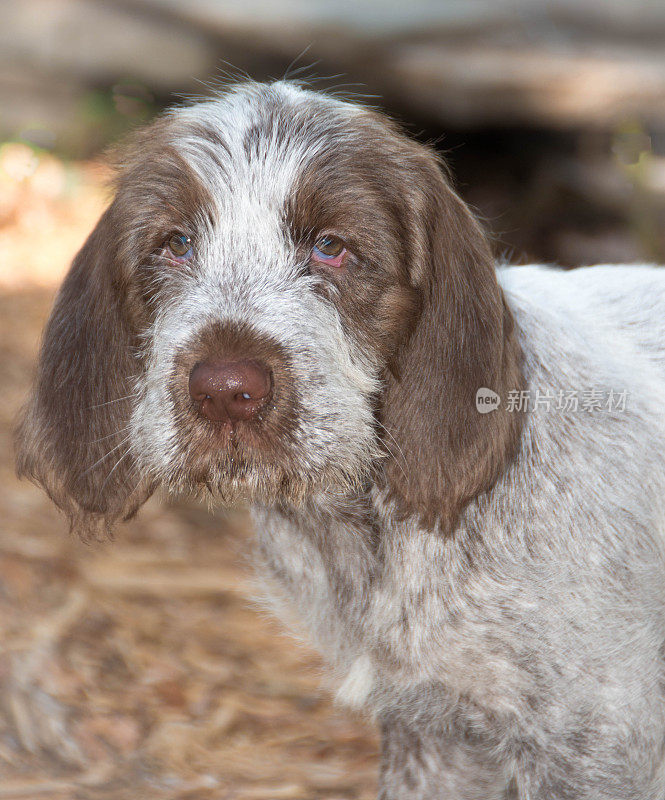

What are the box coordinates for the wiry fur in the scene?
[15,81,665,798]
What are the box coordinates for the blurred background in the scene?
[1,1,664,798]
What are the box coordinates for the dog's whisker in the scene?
[373,418,410,481]
[87,392,139,410]
[96,449,132,499]
[87,425,131,445]
[80,437,130,478]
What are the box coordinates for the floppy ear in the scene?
[15,205,152,540]
[378,148,524,532]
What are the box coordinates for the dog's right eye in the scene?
[166,232,193,260]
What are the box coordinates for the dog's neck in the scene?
[250,485,491,707]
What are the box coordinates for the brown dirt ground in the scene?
[0,146,378,799]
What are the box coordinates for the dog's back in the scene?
[499,265,665,543]
[501,264,665,381]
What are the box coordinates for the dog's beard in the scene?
[143,443,374,508]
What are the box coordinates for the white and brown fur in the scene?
[15,81,665,799]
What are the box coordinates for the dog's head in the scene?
[15,82,522,539]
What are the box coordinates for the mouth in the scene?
[167,394,299,487]
[153,386,370,508]
[158,434,320,508]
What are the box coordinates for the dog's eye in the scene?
[312,235,346,266]
[166,232,193,260]
[314,235,344,257]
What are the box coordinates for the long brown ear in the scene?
[378,147,524,532]
[15,206,152,540]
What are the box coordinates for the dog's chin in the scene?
[156,446,372,509]
[200,464,313,507]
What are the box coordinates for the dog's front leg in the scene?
[378,713,513,800]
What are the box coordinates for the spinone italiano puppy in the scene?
[15,81,665,799]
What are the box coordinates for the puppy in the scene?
[16,81,665,799]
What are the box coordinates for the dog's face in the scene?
[16,82,522,538]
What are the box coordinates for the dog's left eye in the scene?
[311,235,347,267]
[166,232,193,260]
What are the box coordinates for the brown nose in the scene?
[188,359,272,424]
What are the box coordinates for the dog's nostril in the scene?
[188,359,272,424]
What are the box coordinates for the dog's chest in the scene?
[250,504,527,722]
